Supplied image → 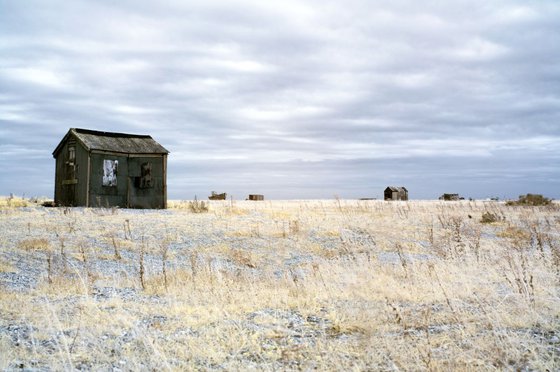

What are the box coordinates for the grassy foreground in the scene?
[0,198,559,370]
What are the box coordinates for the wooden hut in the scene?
[208,191,227,200]
[52,128,169,208]
[384,186,408,201]
[248,194,264,201]
[439,193,463,201]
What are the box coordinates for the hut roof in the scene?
[385,186,408,192]
[53,128,169,157]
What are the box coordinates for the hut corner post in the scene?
[163,154,167,209]
[126,155,131,208]
[86,153,91,207]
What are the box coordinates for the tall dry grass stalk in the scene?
[161,241,169,291]
[139,236,146,290]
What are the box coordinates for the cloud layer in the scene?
[1,0,559,199]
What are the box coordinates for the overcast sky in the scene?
[1,0,559,200]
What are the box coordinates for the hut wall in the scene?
[74,142,89,206]
[88,152,129,208]
[127,155,166,209]
[383,189,391,200]
[54,146,64,206]
[384,188,408,201]
[54,139,88,206]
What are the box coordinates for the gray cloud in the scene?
[1,0,559,199]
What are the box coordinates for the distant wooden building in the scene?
[208,191,227,200]
[439,193,463,201]
[384,186,408,201]
[248,194,264,201]
[53,128,169,208]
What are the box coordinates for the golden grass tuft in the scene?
[0,196,30,209]
[18,238,52,252]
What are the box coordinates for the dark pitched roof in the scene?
[53,128,169,157]
[385,186,408,192]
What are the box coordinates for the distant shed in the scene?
[248,194,264,201]
[384,186,408,201]
[439,193,463,201]
[209,192,227,200]
[52,128,169,208]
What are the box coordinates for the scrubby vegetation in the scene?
[480,211,501,223]
[187,196,209,213]
[506,193,552,206]
[0,198,559,370]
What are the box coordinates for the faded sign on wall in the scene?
[103,159,118,186]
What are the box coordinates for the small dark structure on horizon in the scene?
[53,128,169,208]
[248,194,264,201]
[384,186,408,201]
[209,191,227,200]
[439,193,464,201]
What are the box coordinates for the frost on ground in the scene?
[0,199,559,370]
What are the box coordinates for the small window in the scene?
[103,159,118,187]
[68,146,75,162]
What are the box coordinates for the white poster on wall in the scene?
[103,159,118,186]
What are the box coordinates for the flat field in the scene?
[0,199,559,370]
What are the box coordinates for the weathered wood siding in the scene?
[88,152,129,207]
[127,155,166,209]
[54,138,88,206]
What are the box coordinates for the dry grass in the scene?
[17,238,52,252]
[0,199,559,370]
[0,260,16,273]
[0,195,50,209]
[0,196,30,209]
